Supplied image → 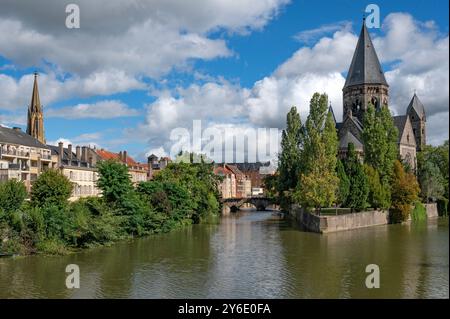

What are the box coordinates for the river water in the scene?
[0,211,448,298]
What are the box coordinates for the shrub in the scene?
[411,202,427,222]
[390,160,420,223]
[0,180,27,213]
[30,170,73,208]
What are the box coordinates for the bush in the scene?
[437,198,448,216]
[0,180,27,213]
[30,170,73,208]
[411,202,427,222]
[390,160,420,223]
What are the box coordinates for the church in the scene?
[332,20,426,171]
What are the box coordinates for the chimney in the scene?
[123,151,128,164]
[82,146,88,162]
[119,151,123,162]
[68,144,73,161]
[58,142,64,163]
[76,146,81,160]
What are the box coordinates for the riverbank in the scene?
[289,203,440,233]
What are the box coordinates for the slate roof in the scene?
[339,131,363,150]
[344,22,388,88]
[406,93,426,120]
[393,115,408,137]
[0,125,49,149]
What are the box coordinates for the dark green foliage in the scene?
[0,180,27,214]
[277,106,303,209]
[437,198,448,216]
[1,158,220,255]
[362,104,398,184]
[411,202,427,222]
[30,170,73,208]
[336,160,350,206]
[364,164,391,210]
[96,160,133,204]
[344,143,369,211]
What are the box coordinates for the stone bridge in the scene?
[221,197,274,212]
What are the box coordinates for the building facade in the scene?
[49,142,100,200]
[0,126,57,191]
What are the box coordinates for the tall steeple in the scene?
[343,19,389,123]
[27,72,46,144]
[406,93,426,151]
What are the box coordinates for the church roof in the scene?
[344,21,388,88]
[393,115,408,136]
[339,131,363,150]
[0,125,49,149]
[407,93,426,120]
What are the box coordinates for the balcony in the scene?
[0,149,30,158]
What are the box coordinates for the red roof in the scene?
[96,149,143,167]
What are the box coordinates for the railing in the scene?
[1,149,30,157]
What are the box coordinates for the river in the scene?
[0,211,448,298]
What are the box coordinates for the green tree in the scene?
[417,143,448,203]
[364,164,390,209]
[295,93,339,211]
[344,143,369,211]
[336,160,350,206]
[96,159,133,205]
[0,180,27,213]
[277,106,303,208]
[30,170,73,208]
[390,160,420,223]
[362,104,398,184]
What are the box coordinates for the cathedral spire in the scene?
[27,72,46,144]
[344,21,388,88]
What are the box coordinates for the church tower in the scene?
[27,72,46,144]
[343,19,389,124]
[406,93,426,151]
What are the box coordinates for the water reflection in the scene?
[0,212,448,298]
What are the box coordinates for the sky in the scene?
[0,0,448,163]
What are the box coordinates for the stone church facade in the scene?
[332,20,426,171]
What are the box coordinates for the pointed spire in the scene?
[407,92,426,120]
[30,72,41,112]
[344,21,388,88]
[328,102,337,124]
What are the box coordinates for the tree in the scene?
[0,180,27,213]
[417,143,448,203]
[364,164,390,209]
[30,170,73,208]
[362,104,398,184]
[390,160,420,223]
[96,159,133,205]
[277,106,303,208]
[344,143,369,211]
[295,93,339,211]
[336,160,350,206]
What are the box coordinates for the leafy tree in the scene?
[277,106,303,208]
[362,104,398,184]
[295,93,338,211]
[344,143,369,211]
[0,180,27,214]
[96,159,133,205]
[364,164,391,209]
[390,160,420,223]
[30,170,73,208]
[336,160,350,206]
[417,143,448,203]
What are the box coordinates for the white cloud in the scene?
[293,20,352,44]
[47,100,139,119]
[0,71,145,111]
[0,0,289,78]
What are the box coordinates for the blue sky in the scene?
[0,0,448,163]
